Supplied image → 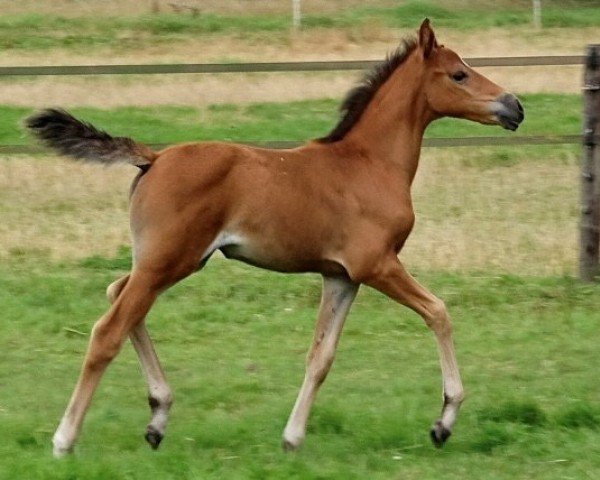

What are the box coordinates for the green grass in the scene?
[360,1,600,29]
[0,1,598,51]
[1,255,600,479]
[3,93,582,148]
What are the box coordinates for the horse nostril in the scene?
[516,99,524,114]
[498,93,524,121]
[494,93,525,131]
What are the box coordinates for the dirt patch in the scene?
[0,73,359,108]
[0,27,592,108]
[0,157,132,259]
[404,148,578,275]
[0,27,595,66]
[1,151,578,275]
[0,64,582,109]
[0,0,398,17]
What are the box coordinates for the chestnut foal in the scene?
[27,20,523,457]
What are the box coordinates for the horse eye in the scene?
[451,71,468,83]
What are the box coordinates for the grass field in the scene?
[1,3,598,477]
[0,1,598,52]
[0,93,582,145]
[0,93,582,273]
[0,145,579,274]
[2,0,596,17]
[1,256,599,479]
[1,91,589,478]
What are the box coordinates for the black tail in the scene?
[25,109,157,168]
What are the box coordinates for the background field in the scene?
[2,259,600,479]
[0,94,582,273]
[1,1,599,479]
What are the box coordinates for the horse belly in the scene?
[217,229,339,274]
[219,242,312,273]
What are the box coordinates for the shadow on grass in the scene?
[555,403,600,430]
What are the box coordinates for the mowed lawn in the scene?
[1,254,599,479]
[0,93,582,147]
[1,0,598,476]
[0,92,597,478]
[0,1,598,51]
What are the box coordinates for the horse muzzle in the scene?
[492,93,524,131]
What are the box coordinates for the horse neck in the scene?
[344,54,433,184]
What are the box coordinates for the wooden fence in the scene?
[580,45,600,281]
[0,55,584,76]
[1,52,599,279]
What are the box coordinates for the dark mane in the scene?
[317,38,418,144]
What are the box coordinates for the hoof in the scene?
[52,435,74,459]
[144,426,164,450]
[52,445,73,459]
[430,420,451,448]
[282,438,301,452]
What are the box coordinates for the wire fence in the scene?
[0,55,585,76]
[0,54,588,153]
[0,135,588,155]
[0,53,590,275]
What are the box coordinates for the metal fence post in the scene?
[580,45,600,281]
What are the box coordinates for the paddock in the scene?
[1,2,599,478]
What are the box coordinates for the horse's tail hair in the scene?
[25,109,157,168]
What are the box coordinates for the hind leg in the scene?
[52,265,189,457]
[107,275,172,450]
[131,324,171,449]
[52,191,222,457]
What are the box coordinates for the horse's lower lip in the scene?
[498,113,522,131]
[501,119,520,131]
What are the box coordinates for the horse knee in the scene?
[307,350,335,387]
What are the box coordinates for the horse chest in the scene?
[355,180,414,232]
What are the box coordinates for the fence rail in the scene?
[0,55,588,153]
[0,55,585,77]
[2,50,598,279]
[0,135,592,155]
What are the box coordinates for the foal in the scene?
[27,20,523,457]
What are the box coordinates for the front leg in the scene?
[283,275,358,450]
[363,256,464,447]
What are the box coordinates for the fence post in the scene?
[532,0,542,30]
[579,45,600,281]
[292,0,301,30]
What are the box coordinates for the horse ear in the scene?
[418,18,438,59]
